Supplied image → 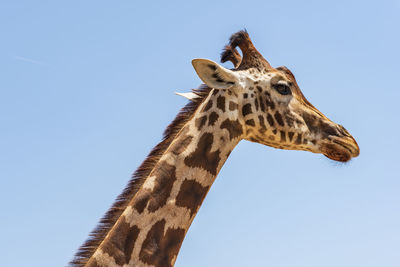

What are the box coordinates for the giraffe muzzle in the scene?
[321,135,360,162]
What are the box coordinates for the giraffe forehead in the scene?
[241,70,308,106]
[241,71,287,88]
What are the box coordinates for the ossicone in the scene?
[225,29,271,71]
[220,45,242,68]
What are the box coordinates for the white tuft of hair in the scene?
[175,92,199,101]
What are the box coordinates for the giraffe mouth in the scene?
[321,136,360,162]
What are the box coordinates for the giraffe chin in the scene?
[321,143,353,162]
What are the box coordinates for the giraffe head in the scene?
[192,30,359,162]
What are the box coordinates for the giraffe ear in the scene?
[192,59,239,89]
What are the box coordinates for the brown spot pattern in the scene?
[195,115,207,131]
[246,119,255,127]
[258,115,267,133]
[295,134,302,145]
[274,112,285,126]
[285,113,295,127]
[321,122,338,137]
[264,92,275,110]
[147,164,177,212]
[202,100,213,112]
[176,179,210,217]
[288,132,295,141]
[217,96,226,112]
[139,219,185,267]
[171,134,193,155]
[220,119,243,140]
[280,131,286,142]
[259,96,265,112]
[267,113,274,126]
[133,163,177,213]
[311,139,317,145]
[242,104,252,116]
[184,133,221,175]
[229,101,238,111]
[101,220,140,266]
[133,190,151,213]
[208,112,219,126]
[303,113,337,137]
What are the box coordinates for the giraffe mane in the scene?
[69,85,212,267]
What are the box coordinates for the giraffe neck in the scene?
[87,89,244,267]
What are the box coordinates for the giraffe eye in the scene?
[273,83,291,95]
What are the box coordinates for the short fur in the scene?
[229,29,252,51]
[220,45,242,68]
[228,29,271,70]
[69,86,212,267]
[69,29,359,266]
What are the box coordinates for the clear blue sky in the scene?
[1,1,399,266]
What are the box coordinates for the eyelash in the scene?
[273,84,291,95]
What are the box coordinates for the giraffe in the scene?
[70,30,359,267]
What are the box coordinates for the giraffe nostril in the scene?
[337,124,350,137]
[320,122,338,137]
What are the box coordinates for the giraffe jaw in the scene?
[320,136,360,162]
